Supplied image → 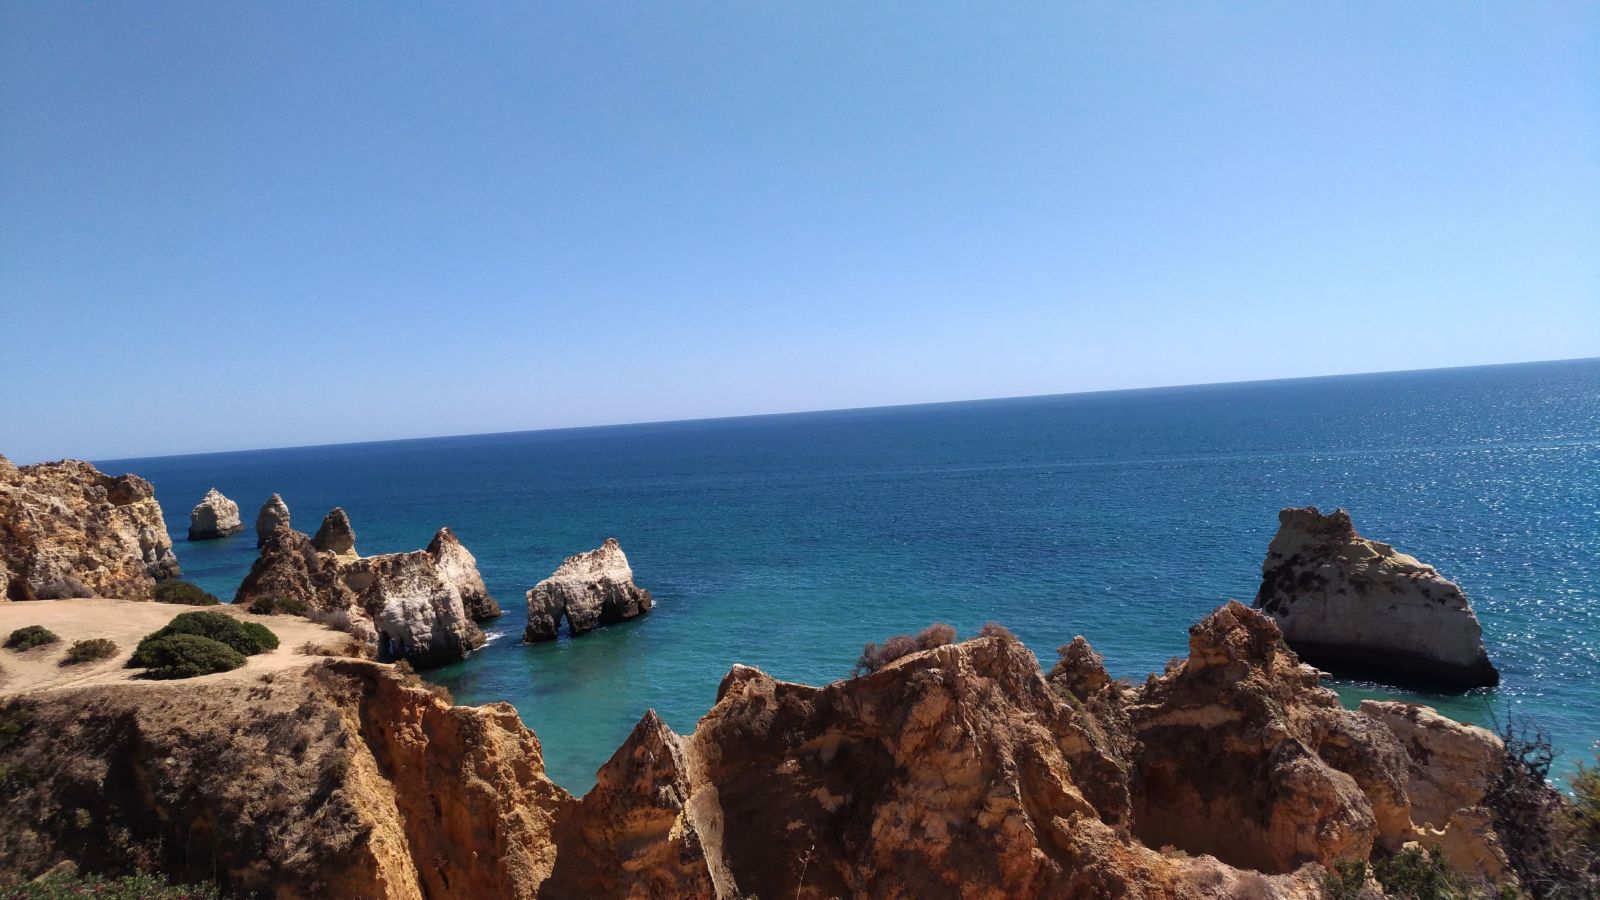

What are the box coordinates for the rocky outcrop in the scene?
[344,550,486,668]
[428,527,501,620]
[0,602,1514,899]
[0,455,179,600]
[254,493,290,547]
[1361,700,1513,884]
[1127,601,1412,873]
[236,513,497,667]
[187,488,244,540]
[312,507,358,561]
[525,538,652,641]
[1253,507,1499,690]
[0,659,572,899]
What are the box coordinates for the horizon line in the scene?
[45,354,1596,467]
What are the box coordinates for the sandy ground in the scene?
[0,598,351,695]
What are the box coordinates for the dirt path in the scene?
[0,598,351,695]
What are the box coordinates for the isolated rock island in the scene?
[525,537,653,641]
[1253,506,1499,690]
[0,455,179,600]
[188,487,244,540]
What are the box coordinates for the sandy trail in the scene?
[0,597,350,695]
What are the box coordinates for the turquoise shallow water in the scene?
[101,359,1600,791]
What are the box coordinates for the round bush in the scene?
[138,610,279,657]
[129,633,245,679]
[152,580,220,605]
[63,638,118,665]
[5,625,60,651]
[247,594,309,616]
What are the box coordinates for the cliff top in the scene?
[0,598,355,696]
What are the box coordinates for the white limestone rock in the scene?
[188,487,244,541]
[525,538,653,641]
[1253,507,1498,690]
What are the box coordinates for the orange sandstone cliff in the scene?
[0,601,1513,899]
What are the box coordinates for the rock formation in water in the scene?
[188,487,244,541]
[525,538,652,641]
[0,600,1522,898]
[1253,506,1499,690]
[254,493,290,547]
[311,507,358,561]
[428,526,501,620]
[236,513,498,667]
[0,454,179,600]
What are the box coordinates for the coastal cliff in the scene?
[0,600,1524,898]
[1253,507,1499,690]
[0,455,179,600]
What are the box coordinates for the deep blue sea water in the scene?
[99,359,1600,791]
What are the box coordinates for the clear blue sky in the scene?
[3,3,1596,463]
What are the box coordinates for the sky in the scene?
[2,2,1597,463]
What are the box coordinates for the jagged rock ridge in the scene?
[0,601,1515,898]
[0,454,179,600]
[1253,506,1498,690]
[525,538,653,641]
[235,511,499,667]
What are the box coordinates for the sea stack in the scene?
[525,538,653,641]
[255,493,290,547]
[1252,506,1498,690]
[311,507,358,561]
[188,488,244,541]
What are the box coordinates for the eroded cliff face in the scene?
[1125,601,1412,874]
[1,602,1512,899]
[237,515,497,667]
[0,659,571,899]
[0,455,179,600]
[1253,506,1498,689]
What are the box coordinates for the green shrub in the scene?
[151,580,220,606]
[61,638,118,665]
[1570,753,1600,856]
[248,594,309,616]
[137,610,278,657]
[128,633,245,679]
[4,626,59,651]
[0,871,221,899]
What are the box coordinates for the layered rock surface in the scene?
[236,512,498,667]
[1126,601,1412,873]
[0,601,1514,899]
[312,507,358,561]
[1253,507,1499,689]
[0,455,179,600]
[525,538,652,641]
[255,493,290,547]
[188,487,244,540]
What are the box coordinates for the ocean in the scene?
[100,359,1600,791]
